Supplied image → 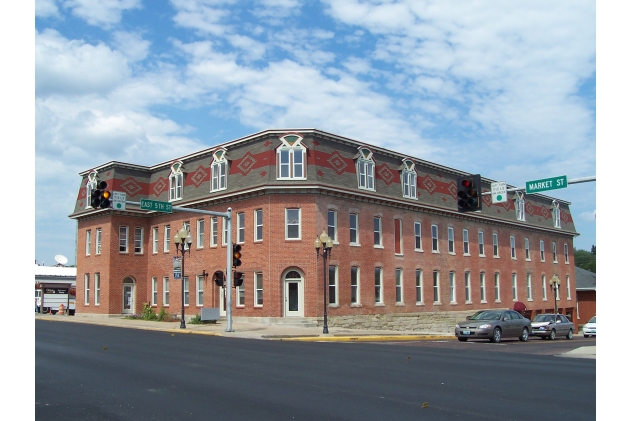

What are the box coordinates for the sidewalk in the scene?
[34,313,452,342]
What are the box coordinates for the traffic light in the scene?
[456,174,482,212]
[212,270,225,287]
[233,271,244,287]
[90,181,112,209]
[232,243,242,267]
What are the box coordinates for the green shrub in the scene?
[157,306,170,321]
[189,314,203,324]
[141,303,158,321]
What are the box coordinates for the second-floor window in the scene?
[525,238,530,260]
[414,222,422,251]
[552,242,557,262]
[286,208,301,240]
[373,216,382,246]
[328,210,337,242]
[431,224,439,252]
[211,217,218,246]
[478,230,485,256]
[350,213,358,245]
[134,227,143,254]
[463,229,469,255]
[254,209,263,242]
[510,236,516,259]
[152,227,158,253]
[119,226,128,253]
[493,233,499,257]
[96,228,102,255]
[564,243,569,263]
[540,240,545,262]
[85,230,91,256]
[197,220,205,248]
[237,212,245,243]
[448,227,454,254]
[164,225,170,252]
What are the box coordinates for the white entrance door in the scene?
[284,271,304,317]
[122,284,134,314]
[219,286,226,316]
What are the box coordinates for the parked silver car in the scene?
[530,313,574,340]
[455,309,531,343]
[583,315,596,338]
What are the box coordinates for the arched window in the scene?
[169,161,183,201]
[400,159,417,199]
[276,134,306,180]
[85,170,98,209]
[515,191,526,221]
[211,149,228,192]
[356,147,375,191]
[551,200,561,228]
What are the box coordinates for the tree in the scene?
[574,247,596,273]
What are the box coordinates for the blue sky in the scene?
[33,0,597,266]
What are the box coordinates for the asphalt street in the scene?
[36,320,595,421]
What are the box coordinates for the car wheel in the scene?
[583,334,589,338]
[458,337,468,342]
[490,327,502,343]
[549,329,556,341]
[566,329,573,340]
[519,327,529,342]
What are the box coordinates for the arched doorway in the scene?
[122,277,136,315]
[283,269,304,317]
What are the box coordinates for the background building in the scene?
[575,266,596,331]
[70,129,577,332]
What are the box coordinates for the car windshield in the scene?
[469,310,503,321]
[588,316,596,323]
[532,315,555,323]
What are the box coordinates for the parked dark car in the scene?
[455,309,531,343]
[530,314,574,340]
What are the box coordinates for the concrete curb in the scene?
[274,335,455,342]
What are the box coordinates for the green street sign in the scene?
[525,175,567,194]
[140,199,172,213]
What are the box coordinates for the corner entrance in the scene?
[122,277,135,314]
[283,270,304,317]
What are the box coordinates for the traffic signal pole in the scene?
[124,201,235,332]
[480,176,596,195]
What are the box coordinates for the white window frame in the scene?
[493,232,499,257]
[416,269,424,304]
[95,273,100,305]
[515,191,526,221]
[431,224,439,253]
[448,227,454,254]
[401,159,417,199]
[566,275,571,300]
[512,273,517,301]
[350,213,359,245]
[285,208,301,240]
[85,230,91,256]
[478,230,484,256]
[328,265,338,305]
[552,242,557,263]
[211,149,228,192]
[433,270,441,304]
[414,222,423,251]
[152,277,158,306]
[357,147,375,191]
[373,216,382,247]
[96,228,102,255]
[184,222,190,251]
[494,273,501,302]
[351,266,360,305]
[564,243,569,264]
[152,227,158,253]
[196,275,204,306]
[254,272,263,306]
[552,200,561,228]
[527,273,532,301]
[464,271,471,303]
[237,282,245,306]
[164,225,170,252]
[119,226,129,253]
[510,236,516,259]
[276,134,306,180]
[134,227,143,254]
[394,218,403,255]
[85,172,97,209]
[540,240,545,262]
[222,218,228,246]
[480,272,486,303]
[254,209,263,242]
[463,229,469,255]
[169,161,184,202]
[541,275,547,301]
[375,267,383,304]
[395,268,403,304]
[84,274,90,305]
[197,219,205,248]
[328,209,337,242]
[525,238,530,260]
[211,217,218,246]
[163,277,170,306]
[449,271,456,304]
[237,212,245,244]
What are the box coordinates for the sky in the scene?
[33,0,597,266]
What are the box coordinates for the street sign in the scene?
[525,175,568,194]
[173,256,181,279]
[140,198,173,213]
[491,182,507,204]
[112,191,126,210]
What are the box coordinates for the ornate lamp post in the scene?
[174,224,192,329]
[549,274,560,315]
[315,229,333,334]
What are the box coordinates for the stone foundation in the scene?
[325,311,475,334]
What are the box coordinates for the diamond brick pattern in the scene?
[190,165,208,187]
[264,140,272,148]
[121,177,142,197]
[153,177,167,197]
[421,175,436,194]
[502,200,512,211]
[377,164,395,185]
[447,181,457,199]
[561,211,570,223]
[541,206,549,219]
[526,201,535,216]
[482,195,492,207]
[327,152,348,175]
[238,151,257,176]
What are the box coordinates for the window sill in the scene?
[350,304,362,308]
[375,303,385,307]
[493,256,500,259]
[481,300,487,304]
[433,301,442,306]
[350,243,361,247]
[495,300,501,303]
[415,249,424,253]
[479,254,485,258]
[463,253,470,256]
[374,245,384,249]
[465,301,472,305]
[565,261,569,265]
[450,302,458,305]
[511,257,517,260]
[542,298,548,302]
[449,252,456,255]
[432,250,440,254]
[395,303,405,307]
[527,298,533,302]
[526,258,531,261]
[328,304,340,308]
[416,302,425,306]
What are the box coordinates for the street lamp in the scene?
[173,224,192,329]
[549,274,560,315]
[315,229,333,334]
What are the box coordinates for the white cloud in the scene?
[112,31,151,62]
[62,0,142,29]
[36,0,60,18]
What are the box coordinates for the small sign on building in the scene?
[491,182,507,204]
[173,256,181,279]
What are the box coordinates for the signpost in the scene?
[140,198,173,213]
[525,175,567,194]
[112,191,126,210]
[491,182,507,204]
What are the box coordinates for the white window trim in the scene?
[351,266,360,305]
[119,226,129,253]
[552,242,558,263]
[510,236,516,259]
[134,227,143,254]
[254,209,263,242]
[480,272,487,303]
[164,225,170,252]
[211,217,218,246]
[237,212,245,244]
[375,267,383,304]
[540,240,545,262]
[196,275,204,306]
[449,271,456,304]
[285,208,301,240]
[463,229,470,256]
[350,213,359,246]
[527,273,533,301]
[493,233,499,258]
[494,273,501,302]
[395,268,404,304]
[96,228,102,255]
[211,150,228,192]
[401,160,417,199]
[84,274,90,305]
[163,277,170,306]
[525,238,530,261]
[566,275,571,300]
[236,283,245,307]
[431,224,439,253]
[169,166,183,202]
[478,230,485,257]
[433,270,441,305]
[276,135,307,180]
[515,192,526,221]
[152,277,158,306]
[222,218,228,246]
[85,230,91,256]
[448,227,455,254]
[564,243,569,264]
[373,216,382,247]
[328,209,338,243]
[328,265,338,306]
[254,272,263,307]
[357,147,376,191]
[512,273,518,301]
[197,219,205,249]
[464,271,472,304]
[541,275,547,301]
[414,222,423,252]
[416,269,424,305]
[152,227,159,253]
[94,273,100,305]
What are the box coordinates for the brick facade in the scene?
[71,129,577,330]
